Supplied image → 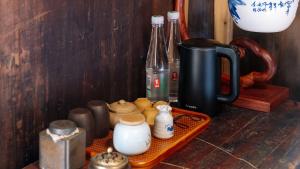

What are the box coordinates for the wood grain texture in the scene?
[214,0,233,44]
[162,101,300,169]
[163,105,263,168]
[188,0,214,38]
[233,8,300,101]
[0,0,172,168]
[214,0,233,75]
[232,84,289,112]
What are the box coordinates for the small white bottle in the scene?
[153,105,174,139]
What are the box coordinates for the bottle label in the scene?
[146,68,169,101]
[171,72,178,81]
[154,78,160,88]
[146,75,151,90]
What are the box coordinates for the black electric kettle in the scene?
[178,38,240,116]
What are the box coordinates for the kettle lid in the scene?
[180,38,223,50]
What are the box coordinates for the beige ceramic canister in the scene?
[143,107,158,126]
[109,100,142,128]
[134,98,152,112]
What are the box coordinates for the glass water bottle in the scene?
[146,16,169,102]
[167,11,181,102]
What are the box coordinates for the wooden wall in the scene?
[0,0,173,168]
[188,0,214,38]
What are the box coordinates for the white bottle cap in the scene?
[167,11,179,20]
[152,15,164,25]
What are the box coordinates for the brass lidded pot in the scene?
[89,147,130,169]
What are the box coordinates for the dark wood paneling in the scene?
[188,0,214,38]
[233,9,300,101]
[0,0,172,168]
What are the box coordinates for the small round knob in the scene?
[119,100,126,104]
[107,147,113,153]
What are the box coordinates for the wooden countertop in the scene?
[24,101,300,169]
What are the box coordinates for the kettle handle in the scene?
[216,46,240,103]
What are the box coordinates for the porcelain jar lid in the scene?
[119,114,145,126]
[89,147,129,169]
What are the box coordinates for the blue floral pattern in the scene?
[229,0,247,22]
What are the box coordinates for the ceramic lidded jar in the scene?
[228,0,299,32]
[89,147,130,169]
[113,114,151,156]
[143,107,159,126]
[134,98,152,111]
[109,100,142,128]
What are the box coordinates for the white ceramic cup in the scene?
[113,121,151,155]
[228,0,299,32]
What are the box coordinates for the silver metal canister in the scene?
[39,120,86,169]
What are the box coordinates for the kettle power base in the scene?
[232,84,289,112]
[86,108,211,169]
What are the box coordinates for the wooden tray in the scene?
[222,84,289,112]
[86,108,211,169]
[233,84,289,112]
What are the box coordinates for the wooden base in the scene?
[232,84,289,112]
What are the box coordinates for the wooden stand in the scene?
[232,84,289,112]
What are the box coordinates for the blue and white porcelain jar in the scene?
[228,0,299,32]
[153,105,174,139]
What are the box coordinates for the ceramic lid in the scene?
[153,101,169,109]
[109,100,137,114]
[119,114,145,126]
[89,147,129,169]
[134,98,152,110]
[156,105,172,113]
[49,120,77,136]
